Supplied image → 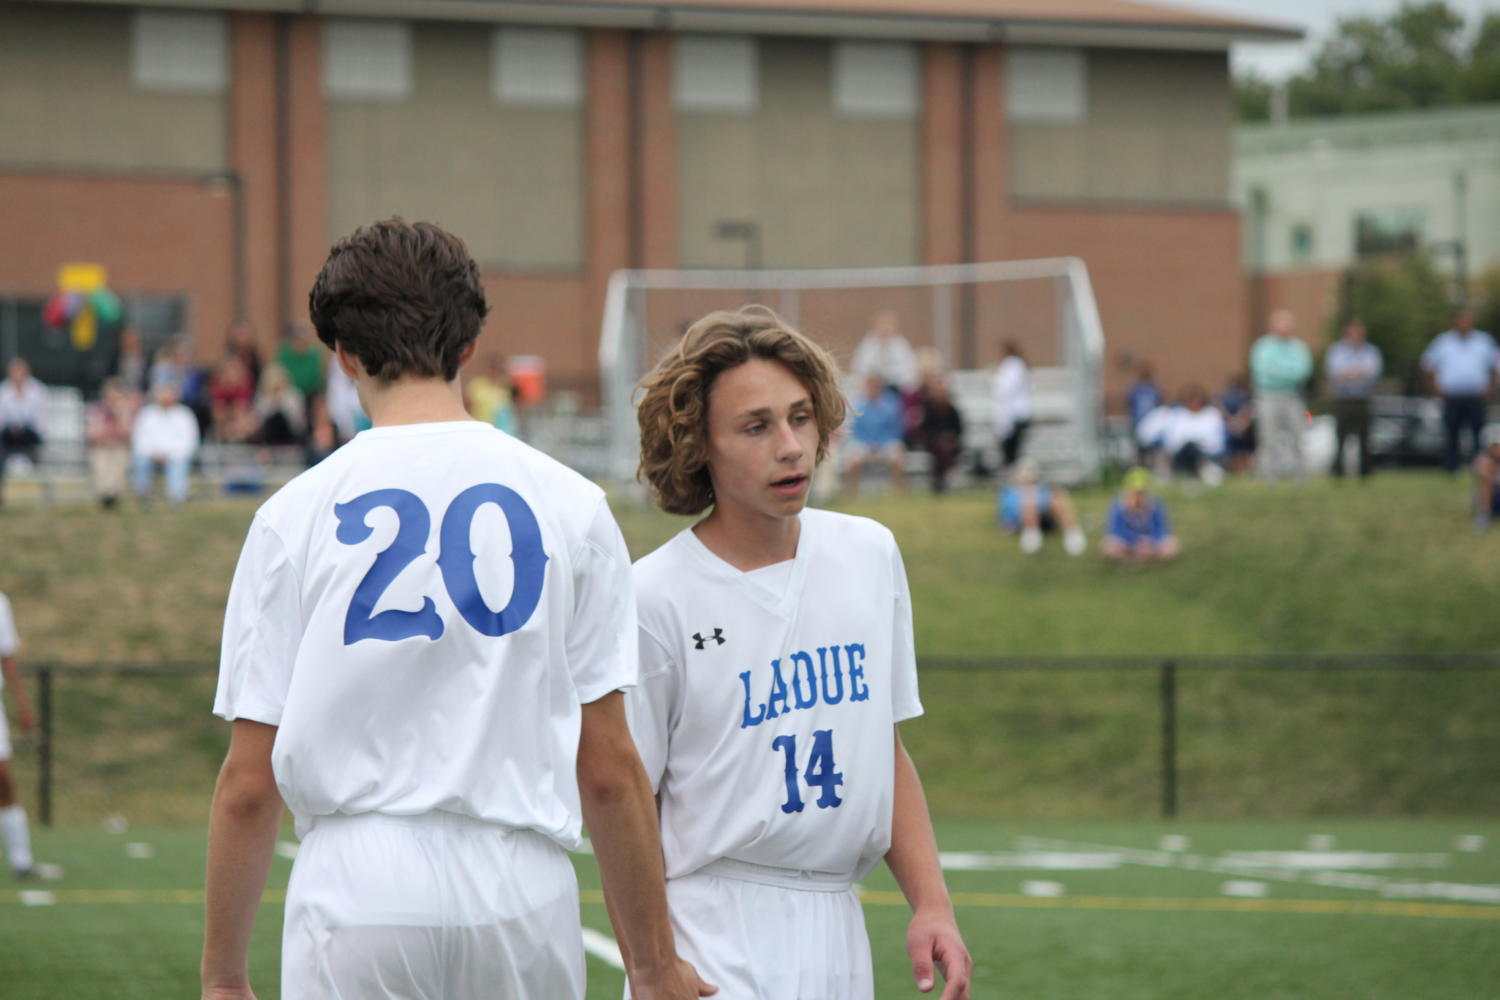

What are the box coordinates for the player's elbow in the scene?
[213,756,283,823]
[576,746,646,811]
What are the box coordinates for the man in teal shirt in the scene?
[1250,309,1312,481]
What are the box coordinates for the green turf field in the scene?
[2,818,1497,998]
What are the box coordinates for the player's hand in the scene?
[628,956,718,999]
[906,906,972,999]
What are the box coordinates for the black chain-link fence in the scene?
[14,655,1500,826]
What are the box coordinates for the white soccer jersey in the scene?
[0,593,17,691]
[628,508,922,882]
[213,421,638,846]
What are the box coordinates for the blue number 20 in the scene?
[771,729,845,814]
[333,484,549,646]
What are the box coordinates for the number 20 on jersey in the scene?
[334,484,548,645]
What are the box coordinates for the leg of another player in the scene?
[202,719,284,1000]
[0,652,36,876]
[578,691,715,1000]
[885,727,972,999]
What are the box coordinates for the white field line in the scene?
[1015,836,1500,905]
[581,927,625,971]
[940,851,1122,871]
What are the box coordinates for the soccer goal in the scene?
[597,257,1107,487]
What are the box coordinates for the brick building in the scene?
[0,0,1296,403]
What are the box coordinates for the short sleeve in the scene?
[213,516,303,725]
[625,627,679,794]
[566,497,639,704]
[889,540,923,723]
[0,594,19,657]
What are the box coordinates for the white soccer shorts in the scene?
[281,812,585,1000]
[629,858,875,1000]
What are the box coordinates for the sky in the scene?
[1168,0,1500,80]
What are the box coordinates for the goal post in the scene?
[597,257,1107,487]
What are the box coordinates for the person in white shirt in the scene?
[849,309,920,392]
[131,381,200,505]
[991,341,1033,469]
[0,357,49,507]
[1421,308,1497,473]
[201,219,712,1000]
[0,593,40,879]
[1139,386,1226,484]
[629,305,971,1000]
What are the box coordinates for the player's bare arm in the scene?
[886,726,973,1000]
[577,691,717,999]
[201,719,284,1000]
[0,655,34,738]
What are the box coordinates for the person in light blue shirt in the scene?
[1324,318,1383,478]
[1421,309,1497,472]
[844,374,907,494]
[1249,309,1313,481]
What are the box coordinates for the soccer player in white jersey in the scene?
[626,306,972,999]
[0,591,39,879]
[201,219,713,1000]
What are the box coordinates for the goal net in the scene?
[597,257,1106,488]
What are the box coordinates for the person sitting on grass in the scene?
[997,458,1086,555]
[1103,467,1179,564]
[1471,426,1500,532]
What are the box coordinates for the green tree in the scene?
[1328,253,1454,381]
[1472,262,1500,339]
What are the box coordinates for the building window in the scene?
[131,10,228,95]
[1006,47,1087,123]
[323,19,412,101]
[1354,208,1424,257]
[675,35,758,113]
[492,27,582,107]
[832,41,918,118]
[1290,223,1315,262]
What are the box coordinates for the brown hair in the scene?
[636,305,846,516]
[308,218,489,382]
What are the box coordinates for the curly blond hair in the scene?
[636,305,846,516]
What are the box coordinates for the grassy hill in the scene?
[3,471,1498,821]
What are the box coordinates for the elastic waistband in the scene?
[306,811,537,839]
[688,857,855,893]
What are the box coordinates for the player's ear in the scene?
[457,339,479,370]
[334,342,364,380]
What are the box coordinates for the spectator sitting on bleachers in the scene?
[845,374,907,495]
[86,378,136,510]
[250,363,307,447]
[1103,467,1179,564]
[997,458,1087,556]
[225,320,264,388]
[0,357,49,508]
[1137,385,1226,485]
[1126,361,1163,441]
[278,320,327,417]
[916,371,964,494]
[209,355,257,443]
[1218,373,1256,474]
[132,381,199,506]
[149,337,211,434]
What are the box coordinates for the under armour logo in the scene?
[692,628,726,650]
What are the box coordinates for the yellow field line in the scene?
[5,888,1495,921]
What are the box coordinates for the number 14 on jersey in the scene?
[771,729,844,814]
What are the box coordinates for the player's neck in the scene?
[693,506,801,572]
[359,375,473,427]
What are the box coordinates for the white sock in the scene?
[1,804,33,871]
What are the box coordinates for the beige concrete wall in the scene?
[1011,48,1230,205]
[325,21,584,269]
[678,37,920,269]
[0,3,226,172]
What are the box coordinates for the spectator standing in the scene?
[992,340,1033,469]
[850,309,920,391]
[917,372,964,493]
[225,321,264,387]
[278,320,327,415]
[1324,319,1383,479]
[109,325,151,399]
[1249,309,1312,481]
[85,378,136,509]
[1421,308,1497,473]
[0,358,49,508]
[844,374,908,494]
[1103,467,1179,564]
[997,458,1086,555]
[250,363,307,447]
[1218,374,1256,474]
[132,381,200,505]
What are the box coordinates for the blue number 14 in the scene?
[771,729,844,814]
